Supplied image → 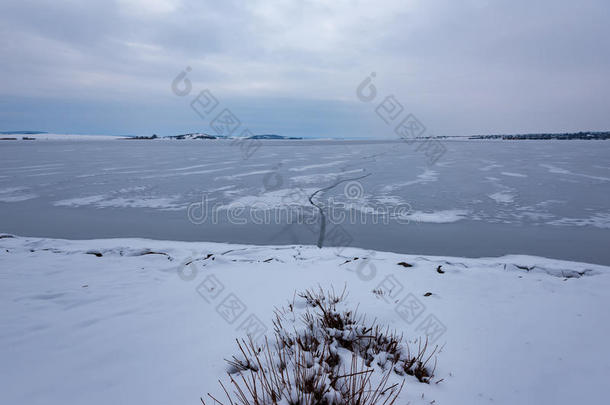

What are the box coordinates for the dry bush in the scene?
[203,287,440,405]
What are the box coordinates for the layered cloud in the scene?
[1,0,609,136]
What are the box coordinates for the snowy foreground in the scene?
[1,235,609,404]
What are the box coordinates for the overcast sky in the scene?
[1,0,609,137]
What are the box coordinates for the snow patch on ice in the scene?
[290,169,365,185]
[373,195,404,205]
[218,188,317,209]
[399,209,469,223]
[540,164,610,181]
[288,161,347,172]
[215,169,275,181]
[142,167,227,178]
[0,187,38,202]
[501,172,527,178]
[381,169,438,191]
[54,194,184,210]
[488,192,515,204]
[54,195,106,207]
[548,213,610,229]
[479,163,503,171]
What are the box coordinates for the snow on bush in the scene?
[203,287,441,405]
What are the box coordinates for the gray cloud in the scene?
[0,0,609,136]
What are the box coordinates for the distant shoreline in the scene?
[1,131,609,141]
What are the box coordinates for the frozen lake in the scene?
[1,139,609,264]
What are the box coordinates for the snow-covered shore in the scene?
[1,234,608,404]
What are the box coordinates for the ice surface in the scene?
[1,139,609,263]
